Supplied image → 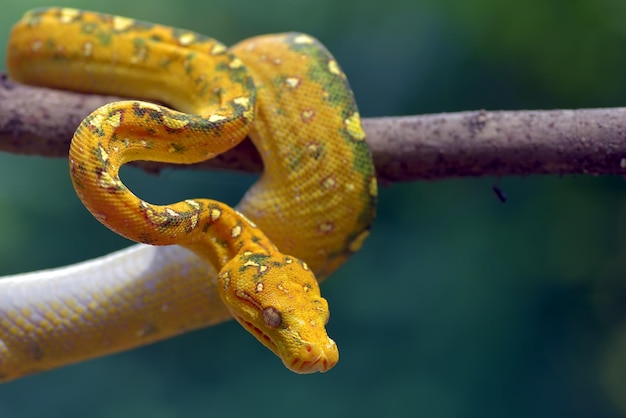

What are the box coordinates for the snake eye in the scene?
[263,306,282,328]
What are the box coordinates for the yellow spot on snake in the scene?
[210,43,226,55]
[231,225,242,238]
[369,177,378,197]
[233,96,250,109]
[186,199,200,209]
[228,58,244,69]
[162,115,189,130]
[98,145,109,162]
[146,208,169,225]
[285,77,300,88]
[301,109,315,123]
[256,282,264,292]
[89,114,106,129]
[243,260,259,268]
[209,114,226,123]
[210,208,221,222]
[107,112,122,128]
[219,271,231,288]
[138,102,162,112]
[190,213,199,229]
[98,171,120,189]
[60,8,80,24]
[82,41,93,57]
[165,208,180,217]
[327,60,342,76]
[113,16,134,31]
[345,112,366,141]
[178,33,195,46]
[318,222,334,234]
[243,106,254,122]
[293,34,314,44]
[322,177,336,190]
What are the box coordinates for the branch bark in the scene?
[2,72,625,182]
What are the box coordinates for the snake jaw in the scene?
[234,314,338,374]
[288,336,338,374]
[237,315,278,352]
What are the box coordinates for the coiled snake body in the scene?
[0,8,376,381]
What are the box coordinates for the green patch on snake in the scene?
[342,132,375,177]
[93,29,113,46]
[132,38,149,61]
[239,253,271,271]
[79,21,99,35]
[183,52,196,75]
[167,142,186,153]
[285,143,308,171]
[286,35,355,111]
[215,61,255,89]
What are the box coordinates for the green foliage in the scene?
[2,1,626,417]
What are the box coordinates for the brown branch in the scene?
[2,72,625,181]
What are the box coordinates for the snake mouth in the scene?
[236,315,337,374]
[289,350,335,373]
[238,316,278,353]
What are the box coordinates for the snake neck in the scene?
[170,202,276,270]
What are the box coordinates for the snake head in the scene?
[217,251,338,373]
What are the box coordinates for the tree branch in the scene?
[2,72,625,181]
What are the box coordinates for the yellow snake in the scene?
[0,8,376,382]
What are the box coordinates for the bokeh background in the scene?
[2,0,626,417]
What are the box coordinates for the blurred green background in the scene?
[2,0,626,417]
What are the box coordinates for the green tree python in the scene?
[0,7,376,382]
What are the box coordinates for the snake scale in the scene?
[0,8,376,382]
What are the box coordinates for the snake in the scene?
[0,7,376,382]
